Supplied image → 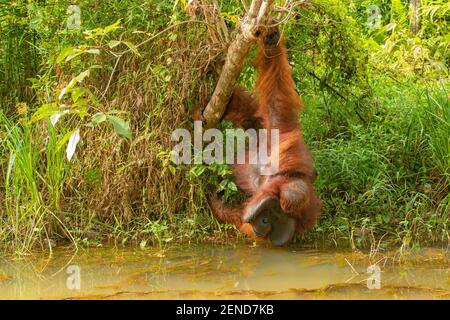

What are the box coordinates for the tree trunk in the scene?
[202,0,275,128]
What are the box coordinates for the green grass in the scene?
[300,80,449,249]
[0,0,448,254]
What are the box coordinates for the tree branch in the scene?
[202,0,275,128]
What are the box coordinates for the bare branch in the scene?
[213,0,230,43]
[257,0,274,25]
[248,0,264,18]
[200,0,220,44]
[241,0,249,13]
[277,0,291,20]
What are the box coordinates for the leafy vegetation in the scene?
[0,0,448,254]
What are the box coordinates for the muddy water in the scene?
[0,245,448,299]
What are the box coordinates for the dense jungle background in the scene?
[0,0,448,254]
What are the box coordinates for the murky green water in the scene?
[0,244,448,299]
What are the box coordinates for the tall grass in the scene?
[300,82,449,248]
[1,1,222,253]
[421,88,450,181]
[1,112,43,252]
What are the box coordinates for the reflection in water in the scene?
[0,245,448,299]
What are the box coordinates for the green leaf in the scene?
[59,78,77,100]
[169,33,177,41]
[108,40,121,49]
[29,103,60,123]
[228,181,237,192]
[218,179,228,192]
[71,87,86,103]
[123,41,141,56]
[59,69,90,100]
[85,49,100,55]
[192,165,206,177]
[107,115,131,139]
[57,47,77,64]
[104,19,122,33]
[91,112,107,125]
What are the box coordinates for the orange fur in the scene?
[210,30,321,240]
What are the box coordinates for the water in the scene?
[0,244,448,299]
